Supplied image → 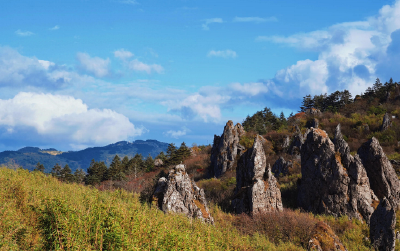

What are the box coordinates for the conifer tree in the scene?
[51,163,62,179]
[74,168,86,183]
[33,162,45,173]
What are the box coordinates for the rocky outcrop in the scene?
[210,120,245,177]
[305,108,322,116]
[232,135,283,214]
[288,125,304,156]
[154,159,163,167]
[358,137,400,209]
[153,164,214,224]
[272,156,292,177]
[333,124,378,224]
[282,135,290,150]
[370,198,396,251]
[308,222,348,251]
[381,113,392,131]
[306,118,319,129]
[298,127,377,223]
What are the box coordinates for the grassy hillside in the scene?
[0,166,303,250]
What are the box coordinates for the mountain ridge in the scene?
[0,139,169,172]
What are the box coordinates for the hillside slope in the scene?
[0,167,299,250]
[0,140,168,172]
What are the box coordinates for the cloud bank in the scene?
[0,92,144,149]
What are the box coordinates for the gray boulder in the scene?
[381,113,392,131]
[370,198,396,251]
[232,135,283,214]
[153,164,214,224]
[298,127,377,223]
[358,137,400,209]
[210,120,245,177]
[305,108,322,116]
[272,156,292,177]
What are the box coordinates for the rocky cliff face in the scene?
[210,120,245,178]
[153,164,214,224]
[358,137,400,209]
[298,127,376,223]
[232,135,283,214]
[381,113,392,131]
[333,124,378,224]
[370,198,396,251]
[272,156,292,177]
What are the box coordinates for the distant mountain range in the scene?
[0,140,169,172]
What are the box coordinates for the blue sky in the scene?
[0,0,399,151]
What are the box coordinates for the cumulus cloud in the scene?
[255,0,400,99]
[233,16,278,23]
[114,49,134,59]
[202,18,223,30]
[0,92,144,149]
[15,29,34,36]
[49,25,60,31]
[230,82,269,96]
[76,52,111,78]
[207,49,237,58]
[164,127,190,138]
[0,46,77,88]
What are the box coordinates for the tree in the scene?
[156,151,167,162]
[74,168,86,183]
[106,155,125,181]
[51,163,62,179]
[166,143,178,166]
[144,154,155,172]
[85,159,108,185]
[33,162,45,173]
[60,164,74,183]
[300,94,314,112]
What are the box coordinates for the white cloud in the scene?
[207,49,237,58]
[164,127,190,138]
[128,59,164,74]
[76,52,110,77]
[0,92,143,149]
[202,18,223,30]
[0,46,76,88]
[230,82,269,96]
[256,0,400,97]
[15,30,34,37]
[114,49,134,60]
[233,16,278,23]
[49,25,60,31]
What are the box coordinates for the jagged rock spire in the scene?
[210,120,245,177]
[232,135,283,214]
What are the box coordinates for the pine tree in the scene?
[74,168,86,183]
[156,151,166,162]
[144,154,155,172]
[61,164,74,183]
[33,162,45,173]
[85,159,107,185]
[106,155,124,181]
[51,163,62,179]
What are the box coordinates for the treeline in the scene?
[242,78,398,136]
[33,142,192,186]
[242,108,288,135]
[300,78,399,113]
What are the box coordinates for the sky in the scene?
[0,0,400,151]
